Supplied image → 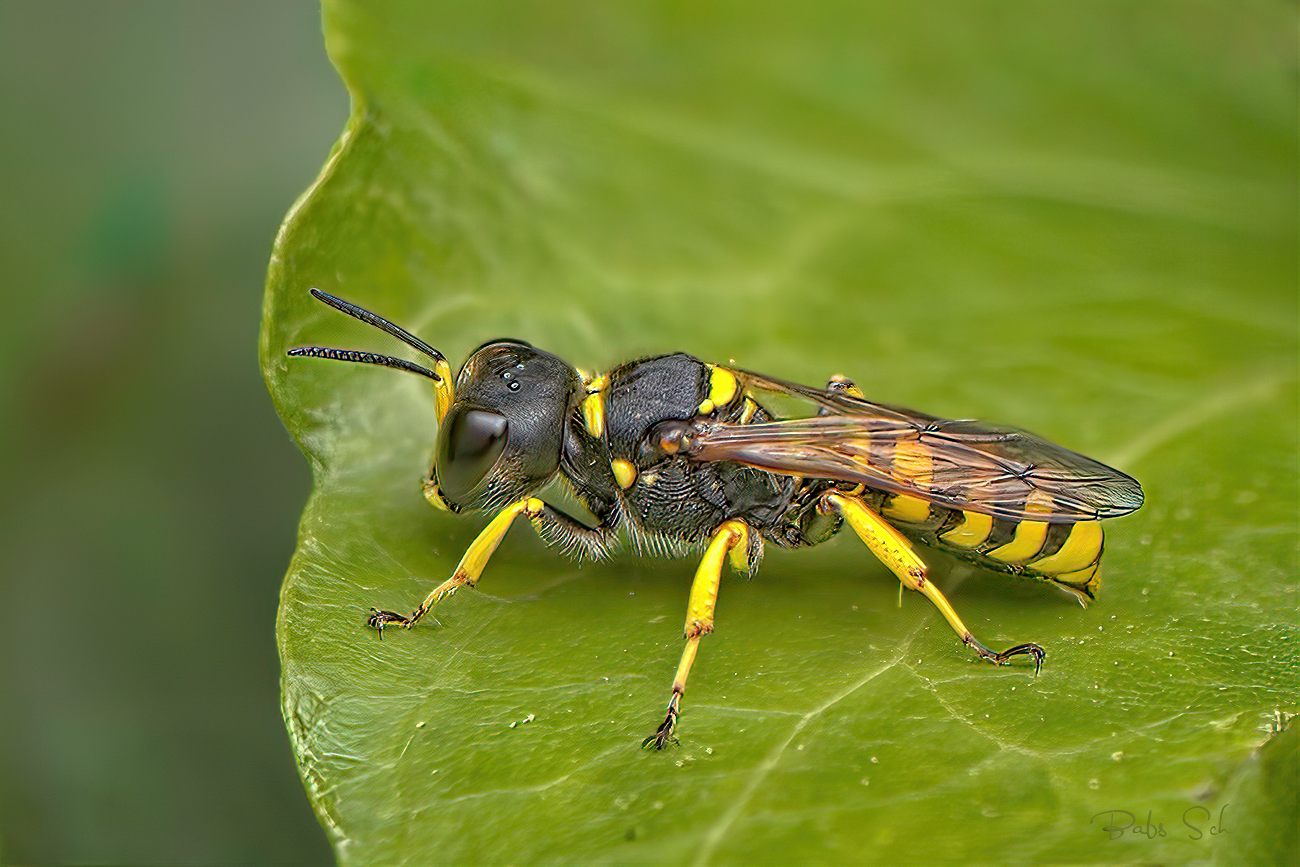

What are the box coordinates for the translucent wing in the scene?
[679,370,1144,523]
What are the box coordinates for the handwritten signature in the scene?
[1091,805,1229,840]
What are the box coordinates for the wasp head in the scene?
[287,289,582,515]
[427,339,581,512]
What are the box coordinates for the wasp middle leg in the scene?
[822,491,1045,673]
[644,518,755,749]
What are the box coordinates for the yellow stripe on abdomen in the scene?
[880,439,934,524]
[940,511,993,548]
[986,520,1049,564]
[1028,521,1103,575]
[881,494,930,524]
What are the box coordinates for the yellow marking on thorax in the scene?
[611,459,637,489]
[1030,521,1103,574]
[581,393,605,439]
[698,365,738,415]
[987,520,1050,564]
[580,372,609,439]
[739,396,759,423]
[940,510,993,547]
[882,494,930,523]
[709,365,738,404]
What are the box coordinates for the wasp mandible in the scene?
[288,288,1144,748]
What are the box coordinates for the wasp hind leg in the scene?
[644,519,755,749]
[368,497,617,636]
[822,492,1044,674]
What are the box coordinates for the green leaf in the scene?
[260,3,1298,864]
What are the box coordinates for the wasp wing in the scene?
[682,370,1144,523]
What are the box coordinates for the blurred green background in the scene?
[0,2,340,864]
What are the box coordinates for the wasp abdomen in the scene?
[894,499,1105,602]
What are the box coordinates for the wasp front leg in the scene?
[368,496,617,635]
[822,492,1045,674]
[644,519,756,749]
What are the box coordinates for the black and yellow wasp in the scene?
[289,288,1144,748]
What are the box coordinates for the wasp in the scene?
[288,288,1144,748]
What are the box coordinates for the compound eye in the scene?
[435,407,508,504]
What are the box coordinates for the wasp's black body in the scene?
[289,289,1143,748]
[565,353,833,559]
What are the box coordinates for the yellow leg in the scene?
[367,497,545,635]
[644,519,750,749]
[823,492,1044,673]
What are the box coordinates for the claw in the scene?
[965,634,1046,676]
[642,720,679,750]
[642,699,680,750]
[993,642,1046,677]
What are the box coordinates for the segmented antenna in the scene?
[286,345,443,381]
[287,288,449,382]
[303,288,446,364]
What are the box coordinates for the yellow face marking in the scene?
[987,520,1050,564]
[612,459,637,489]
[881,494,930,524]
[891,440,933,491]
[1029,521,1103,574]
[697,398,716,415]
[581,392,605,439]
[708,365,738,407]
[422,477,453,512]
[431,358,455,423]
[940,510,993,548]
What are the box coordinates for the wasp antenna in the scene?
[286,346,443,381]
[306,288,447,366]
